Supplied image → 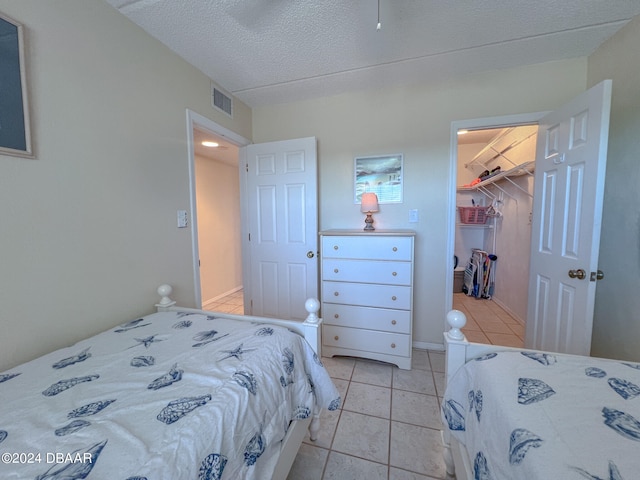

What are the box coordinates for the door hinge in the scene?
[245,163,249,172]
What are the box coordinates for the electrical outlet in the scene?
[409,209,419,223]
[177,210,188,228]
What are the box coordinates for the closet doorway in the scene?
[449,112,546,344]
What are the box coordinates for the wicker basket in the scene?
[458,206,490,224]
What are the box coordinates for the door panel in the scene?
[526,80,612,355]
[563,163,583,258]
[257,186,277,242]
[539,169,557,253]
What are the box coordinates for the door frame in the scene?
[446,111,548,323]
[185,109,250,307]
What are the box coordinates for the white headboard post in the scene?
[155,284,176,310]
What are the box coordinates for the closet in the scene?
[455,125,537,323]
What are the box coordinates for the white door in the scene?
[241,137,318,320]
[526,80,612,355]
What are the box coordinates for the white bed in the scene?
[441,309,640,480]
[0,285,340,480]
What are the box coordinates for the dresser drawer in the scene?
[323,325,410,357]
[322,259,411,285]
[322,303,411,334]
[322,235,413,261]
[322,281,411,310]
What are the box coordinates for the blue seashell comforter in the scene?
[442,350,640,480]
[0,311,341,480]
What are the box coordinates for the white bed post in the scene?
[302,297,321,356]
[442,309,469,479]
[155,284,176,310]
[444,309,469,385]
[301,298,322,442]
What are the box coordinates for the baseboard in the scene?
[490,297,525,326]
[202,286,243,310]
[413,341,445,352]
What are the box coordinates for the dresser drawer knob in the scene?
[334,268,339,273]
[391,320,397,325]
[391,296,397,301]
[334,292,339,296]
[334,314,339,319]
[333,245,339,250]
[393,247,398,252]
[334,335,339,341]
[392,271,397,276]
[391,343,396,349]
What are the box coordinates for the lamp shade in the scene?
[360,192,380,213]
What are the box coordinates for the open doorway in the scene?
[193,126,243,311]
[448,112,546,346]
[186,110,250,309]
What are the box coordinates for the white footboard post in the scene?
[441,429,455,478]
[302,298,322,356]
[309,406,321,442]
[303,299,323,442]
[444,309,469,385]
[442,309,469,479]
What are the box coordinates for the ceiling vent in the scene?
[211,83,233,117]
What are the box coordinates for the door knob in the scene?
[568,269,586,280]
[307,251,314,258]
[590,270,604,281]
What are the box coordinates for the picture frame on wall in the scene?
[0,12,33,158]
[354,154,403,204]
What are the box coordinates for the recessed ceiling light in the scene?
[202,141,219,147]
[457,130,469,135]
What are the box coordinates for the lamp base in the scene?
[363,213,375,231]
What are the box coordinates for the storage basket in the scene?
[458,206,490,224]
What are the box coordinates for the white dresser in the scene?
[319,229,415,369]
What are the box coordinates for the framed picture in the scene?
[0,12,33,158]
[354,154,403,204]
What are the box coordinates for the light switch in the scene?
[409,209,419,223]
[177,210,189,228]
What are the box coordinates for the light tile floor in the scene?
[203,289,245,314]
[209,289,522,478]
[287,351,449,479]
[453,293,524,348]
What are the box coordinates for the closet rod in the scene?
[480,183,516,201]
[502,175,532,198]
[477,186,497,199]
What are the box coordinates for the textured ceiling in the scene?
[105,0,640,108]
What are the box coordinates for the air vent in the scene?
[211,84,233,117]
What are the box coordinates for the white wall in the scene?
[252,60,587,348]
[0,0,252,372]
[588,16,640,361]
[195,154,242,305]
